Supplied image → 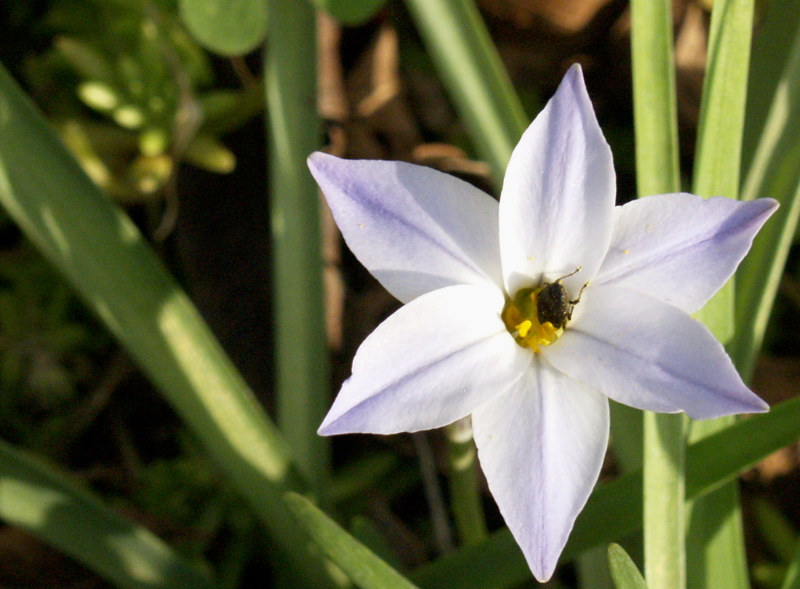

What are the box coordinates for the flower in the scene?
[307,64,777,582]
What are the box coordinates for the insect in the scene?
[537,267,588,329]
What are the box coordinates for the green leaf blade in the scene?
[286,492,421,589]
[609,543,649,589]
[0,440,215,589]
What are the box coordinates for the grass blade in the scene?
[0,439,215,589]
[608,543,649,589]
[629,1,684,587]
[685,1,756,587]
[286,492,421,589]
[731,2,800,383]
[265,0,330,494]
[403,0,527,190]
[0,63,333,588]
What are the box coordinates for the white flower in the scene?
[308,64,776,582]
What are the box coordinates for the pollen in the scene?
[502,288,564,353]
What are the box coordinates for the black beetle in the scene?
[536,268,587,329]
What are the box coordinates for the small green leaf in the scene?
[608,544,649,589]
[179,0,267,56]
[285,492,421,589]
[310,0,387,26]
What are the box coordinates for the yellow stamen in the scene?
[516,320,532,338]
[502,288,566,352]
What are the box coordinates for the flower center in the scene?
[502,285,566,352]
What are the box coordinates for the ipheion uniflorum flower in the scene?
[308,64,777,582]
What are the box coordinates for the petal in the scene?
[594,193,779,313]
[499,64,616,297]
[319,284,532,435]
[472,359,609,582]
[308,152,502,303]
[542,285,769,420]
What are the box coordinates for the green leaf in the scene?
[691,0,755,345]
[285,493,421,589]
[403,0,528,191]
[412,394,800,589]
[0,62,333,588]
[630,0,680,197]
[685,1,757,588]
[265,0,330,493]
[0,439,215,589]
[629,1,684,588]
[179,0,267,56]
[731,0,800,383]
[609,544,649,589]
[310,0,388,26]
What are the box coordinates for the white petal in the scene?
[319,285,531,435]
[308,152,502,303]
[499,64,616,297]
[595,194,779,313]
[473,359,609,582]
[542,285,769,419]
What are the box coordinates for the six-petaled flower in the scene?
[308,64,777,582]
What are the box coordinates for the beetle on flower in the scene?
[308,64,777,582]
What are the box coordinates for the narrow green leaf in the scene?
[309,0,388,26]
[0,64,333,588]
[691,0,755,343]
[692,0,754,200]
[685,1,756,588]
[629,1,684,588]
[0,440,215,589]
[265,0,330,493]
[630,0,680,196]
[403,0,528,191]
[577,544,615,589]
[179,0,267,56]
[285,492,421,589]
[609,543,649,589]
[731,3,800,383]
[412,394,800,589]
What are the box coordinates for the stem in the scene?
[630,0,685,587]
[265,0,330,493]
[643,413,686,589]
[445,418,488,546]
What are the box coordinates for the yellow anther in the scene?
[540,322,557,340]
[502,290,566,352]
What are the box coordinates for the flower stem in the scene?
[445,418,488,546]
[643,412,686,589]
[630,0,685,587]
[265,1,330,494]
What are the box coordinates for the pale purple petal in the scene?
[542,285,768,419]
[308,152,502,303]
[594,194,778,313]
[499,64,616,297]
[472,359,609,582]
[318,285,531,435]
